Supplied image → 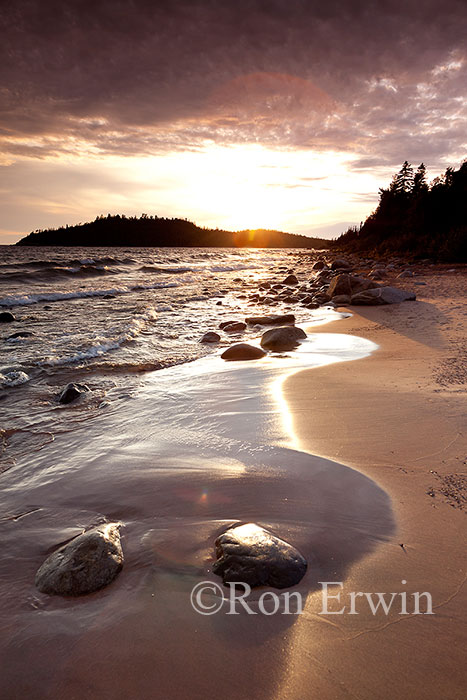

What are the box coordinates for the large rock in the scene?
[35,523,123,596]
[349,276,380,294]
[59,383,90,404]
[213,523,307,589]
[282,274,298,285]
[0,312,15,323]
[201,331,221,343]
[351,286,416,305]
[245,314,295,326]
[312,260,326,270]
[260,326,307,351]
[327,274,352,298]
[328,274,380,299]
[221,343,266,361]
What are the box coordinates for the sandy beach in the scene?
[283,268,466,699]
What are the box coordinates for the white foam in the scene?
[0,370,30,387]
[0,282,179,307]
[39,308,157,367]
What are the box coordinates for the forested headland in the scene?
[334,160,467,261]
[16,216,329,249]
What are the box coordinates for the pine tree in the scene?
[412,163,428,194]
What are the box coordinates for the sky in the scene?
[1,0,466,244]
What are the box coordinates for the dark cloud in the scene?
[1,0,466,168]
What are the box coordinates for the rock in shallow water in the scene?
[223,321,247,333]
[213,523,307,589]
[35,523,123,596]
[245,313,295,326]
[260,326,307,351]
[0,312,15,323]
[221,343,266,361]
[59,382,90,404]
[200,331,221,343]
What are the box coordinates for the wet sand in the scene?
[283,269,467,699]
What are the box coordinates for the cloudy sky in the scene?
[1,0,466,244]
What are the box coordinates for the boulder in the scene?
[312,260,326,270]
[223,322,247,333]
[327,274,352,298]
[221,343,266,361]
[282,274,298,285]
[59,382,90,404]
[260,326,307,351]
[213,523,307,589]
[245,314,295,326]
[351,286,416,305]
[201,331,221,343]
[0,312,15,323]
[331,259,351,270]
[348,275,380,294]
[35,523,123,596]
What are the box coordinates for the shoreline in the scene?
[282,272,466,698]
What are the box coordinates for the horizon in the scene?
[1,1,466,245]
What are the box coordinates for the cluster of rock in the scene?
[34,520,306,597]
[219,255,419,315]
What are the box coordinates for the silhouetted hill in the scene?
[334,160,467,261]
[16,215,329,249]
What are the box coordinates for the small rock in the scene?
[245,314,295,326]
[0,312,15,323]
[282,274,298,285]
[201,332,221,343]
[223,322,247,333]
[35,523,123,596]
[312,260,326,270]
[331,259,350,270]
[260,326,307,351]
[221,344,266,361]
[397,270,414,278]
[213,523,307,589]
[59,383,90,404]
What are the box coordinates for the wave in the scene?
[139,265,193,274]
[0,256,136,270]
[0,264,119,283]
[0,282,179,307]
[39,308,158,367]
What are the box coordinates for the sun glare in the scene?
[118,144,369,233]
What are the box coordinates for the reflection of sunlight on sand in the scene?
[270,331,379,450]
